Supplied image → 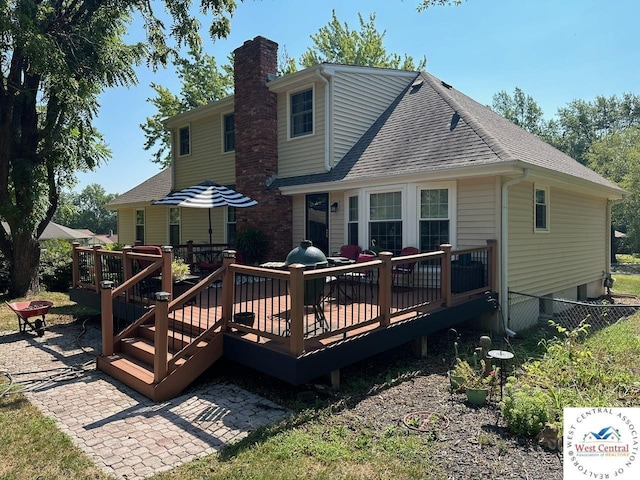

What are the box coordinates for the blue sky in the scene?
[76,0,640,194]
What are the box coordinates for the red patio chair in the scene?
[392,247,419,288]
[339,244,362,261]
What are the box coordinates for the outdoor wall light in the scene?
[330,201,339,213]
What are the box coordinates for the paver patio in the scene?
[0,319,290,480]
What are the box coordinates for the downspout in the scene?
[316,68,332,171]
[501,168,530,336]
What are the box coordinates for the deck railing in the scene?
[73,240,496,369]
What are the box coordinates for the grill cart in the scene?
[6,300,53,337]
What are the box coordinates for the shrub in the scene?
[39,239,73,292]
[500,381,553,437]
[235,227,269,265]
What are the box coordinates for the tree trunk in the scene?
[7,234,41,298]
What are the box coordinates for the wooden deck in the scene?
[71,242,498,397]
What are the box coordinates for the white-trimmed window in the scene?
[223,113,235,152]
[535,186,549,232]
[135,209,145,243]
[369,191,403,255]
[169,207,180,245]
[347,196,359,246]
[226,207,236,245]
[290,87,313,138]
[178,125,190,156]
[419,188,450,251]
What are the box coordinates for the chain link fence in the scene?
[508,291,640,332]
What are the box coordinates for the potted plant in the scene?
[450,358,498,405]
[171,258,191,282]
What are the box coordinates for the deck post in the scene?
[154,292,170,382]
[72,242,80,288]
[440,244,452,307]
[221,250,237,332]
[486,239,497,291]
[330,369,340,390]
[93,245,103,289]
[161,246,173,297]
[186,240,194,266]
[288,264,305,356]
[100,281,115,356]
[413,336,428,358]
[378,252,393,327]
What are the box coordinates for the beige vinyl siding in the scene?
[291,195,306,247]
[173,114,236,189]
[456,177,498,248]
[507,182,607,295]
[117,209,135,245]
[179,207,226,245]
[145,208,168,245]
[277,83,326,178]
[332,71,413,165]
[329,192,345,254]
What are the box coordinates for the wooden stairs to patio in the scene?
[96,316,223,402]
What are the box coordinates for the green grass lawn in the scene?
[611,273,640,296]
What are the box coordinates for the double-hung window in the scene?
[169,207,180,245]
[290,88,313,138]
[535,186,549,231]
[419,189,450,251]
[135,209,145,244]
[223,113,235,152]
[369,192,402,255]
[347,196,359,246]
[178,126,190,156]
[226,207,236,246]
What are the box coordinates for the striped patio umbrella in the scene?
[153,181,258,244]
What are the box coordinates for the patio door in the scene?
[306,193,329,254]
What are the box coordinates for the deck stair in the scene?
[97,315,224,402]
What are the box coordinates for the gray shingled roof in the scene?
[272,71,623,193]
[107,167,172,207]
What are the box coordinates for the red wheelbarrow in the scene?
[5,300,53,337]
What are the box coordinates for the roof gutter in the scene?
[501,168,530,336]
[316,67,332,171]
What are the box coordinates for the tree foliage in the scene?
[491,87,549,137]
[586,127,640,254]
[299,10,427,70]
[53,184,118,235]
[547,94,640,166]
[141,46,234,167]
[0,0,237,297]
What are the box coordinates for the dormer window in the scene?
[290,88,313,138]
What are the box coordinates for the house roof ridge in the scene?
[420,72,515,163]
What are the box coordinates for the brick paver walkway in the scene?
[0,319,290,479]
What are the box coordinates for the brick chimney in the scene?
[234,36,292,261]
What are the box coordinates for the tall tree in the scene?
[491,87,550,137]
[586,127,640,254]
[141,46,233,167]
[53,185,118,234]
[548,94,640,165]
[0,0,237,297]
[300,10,427,70]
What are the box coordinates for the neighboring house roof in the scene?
[1,221,91,241]
[107,167,173,207]
[273,71,623,196]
